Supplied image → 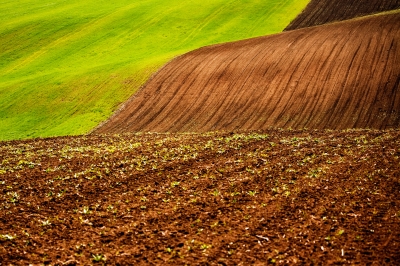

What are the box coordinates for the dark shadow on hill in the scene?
[285,0,400,30]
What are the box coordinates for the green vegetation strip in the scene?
[0,0,309,140]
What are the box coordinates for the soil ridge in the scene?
[95,11,400,134]
[285,0,400,30]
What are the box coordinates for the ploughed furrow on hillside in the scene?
[94,11,400,134]
[285,0,400,30]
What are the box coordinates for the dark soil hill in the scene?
[94,11,400,134]
[285,0,400,30]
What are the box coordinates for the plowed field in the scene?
[0,129,399,264]
[95,11,400,134]
[285,0,400,30]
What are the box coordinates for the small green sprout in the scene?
[165,247,173,253]
[56,190,65,198]
[92,254,106,262]
[337,229,345,236]
[211,189,220,196]
[171,181,180,187]
[41,220,51,226]
[8,192,19,203]
[200,243,212,250]
[246,167,255,174]
[0,234,16,241]
[248,191,257,196]
[81,206,91,215]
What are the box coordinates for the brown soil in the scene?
[94,11,400,134]
[0,129,399,264]
[285,0,400,30]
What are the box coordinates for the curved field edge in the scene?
[94,11,400,134]
[284,0,400,30]
[0,0,309,141]
[0,129,399,264]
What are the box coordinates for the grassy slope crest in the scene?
[0,0,309,140]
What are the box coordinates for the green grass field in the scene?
[0,0,309,140]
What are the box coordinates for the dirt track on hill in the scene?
[285,0,400,30]
[95,12,400,134]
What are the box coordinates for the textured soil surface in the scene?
[0,129,399,264]
[284,0,400,30]
[95,11,400,134]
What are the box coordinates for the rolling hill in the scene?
[94,11,400,134]
[0,0,309,140]
[285,0,400,30]
[1,2,399,264]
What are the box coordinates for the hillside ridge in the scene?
[285,0,400,30]
[0,0,309,140]
[94,11,400,134]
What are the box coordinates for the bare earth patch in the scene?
[94,12,400,134]
[0,129,399,264]
[285,0,400,30]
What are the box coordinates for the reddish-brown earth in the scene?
[0,129,399,264]
[94,11,400,134]
[2,3,400,265]
[285,0,400,30]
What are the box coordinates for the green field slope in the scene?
[0,0,309,140]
